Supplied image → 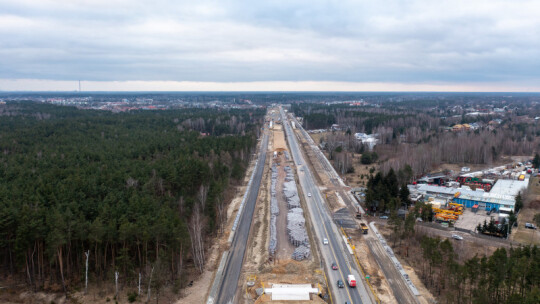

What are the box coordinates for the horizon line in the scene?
[2,79,540,93]
[1,90,540,94]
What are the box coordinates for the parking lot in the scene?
[455,209,496,232]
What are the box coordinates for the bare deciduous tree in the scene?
[188,205,205,273]
[197,185,208,212]
[216,196,226,235]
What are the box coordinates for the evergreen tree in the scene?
[515,193,524,213]
[399,184,411,207]
[533,153,540,169]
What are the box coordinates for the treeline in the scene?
[364,169,413,214]
[0,102,264,295]
[304,113,336,129]
[380,127,540,177]
[291,103,419,134]
[419,237,540,303]
[291,101,540,179]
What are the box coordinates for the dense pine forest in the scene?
[419,237,540,304]
[0,102,264,295]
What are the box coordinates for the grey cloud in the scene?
[1,0,540,84]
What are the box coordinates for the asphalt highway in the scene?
[280,108,373,304]
[214,129,269,304]
[291,116,420,304]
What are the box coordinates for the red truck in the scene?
[347,275,356,287]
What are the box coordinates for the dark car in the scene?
[331,262,338,270]
[337,279,345,288]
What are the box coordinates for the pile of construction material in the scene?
[269,164,279,255]
[283,166,301,209]
[287,208,306,245]
[283,166,311,260]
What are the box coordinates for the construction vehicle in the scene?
[360,223,368,234]
[433,207,462,217]
[448,203,464,214]
[347,275,357,287]
[440,209,461,217]
[435,213,458,223]
[449,202,463,209]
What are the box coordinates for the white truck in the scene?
[347,274,356,287]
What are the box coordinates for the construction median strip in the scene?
[340,227,381,304]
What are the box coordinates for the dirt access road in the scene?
[239,119,325,303]
[274,153,296,260]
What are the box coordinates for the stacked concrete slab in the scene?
[283,166,311,260]
[269,164,279,255]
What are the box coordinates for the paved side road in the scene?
[213,129,269,304]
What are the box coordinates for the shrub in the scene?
[128,292,138,303]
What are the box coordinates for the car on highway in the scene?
[379,215,389,219]
[337,279,345,288]
[308,192,312,197]
[331,262,338,270]
[451,234,463,240]
[323,238,329,245]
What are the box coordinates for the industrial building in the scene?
[409,177,529,212]
[453,190,515,213]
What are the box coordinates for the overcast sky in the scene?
[1,0,540,91]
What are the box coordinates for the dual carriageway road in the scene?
[213,130,269,304]
[291,114,419,304]
[281,107,373,304]
[212,107,418,304]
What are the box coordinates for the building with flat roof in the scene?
[488,179,528,197]
[409,179,525,212]
[453,190,515,212]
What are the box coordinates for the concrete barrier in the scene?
[369,222,420,297]
[206,251,229,304]
[342,235,354,255]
